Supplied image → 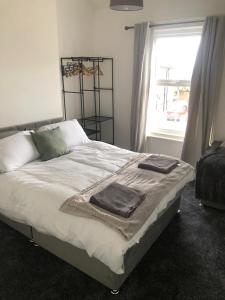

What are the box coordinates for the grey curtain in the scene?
[130,22,151,152]
[182,16,225,166]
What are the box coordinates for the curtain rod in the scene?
[124,19,205,30]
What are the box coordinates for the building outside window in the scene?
[146,25,203,140]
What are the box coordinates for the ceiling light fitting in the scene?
[110,0,143,11]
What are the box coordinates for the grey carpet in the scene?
[0,182,225,300]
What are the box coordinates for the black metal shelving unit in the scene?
[60,57,114,144]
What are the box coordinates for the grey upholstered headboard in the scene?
[0,118,63,139]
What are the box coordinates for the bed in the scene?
[0,118,194,292]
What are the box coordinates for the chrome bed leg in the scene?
[111,290,119,295]
[29,239,39,247]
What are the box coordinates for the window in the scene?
[146,25,202,140]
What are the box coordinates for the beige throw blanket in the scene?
[60,154,193,240]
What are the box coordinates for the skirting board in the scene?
[202,200,225,211]
[0,195,181,290]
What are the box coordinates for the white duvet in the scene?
[0,141,194,274]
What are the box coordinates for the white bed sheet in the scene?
[0,141,194,274]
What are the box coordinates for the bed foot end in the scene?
[110,289,119,295]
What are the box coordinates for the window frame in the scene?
[147,24,203,140]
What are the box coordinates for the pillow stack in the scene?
[0,119,90,173]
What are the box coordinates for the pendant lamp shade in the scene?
[110,0,143,11]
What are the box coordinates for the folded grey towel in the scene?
[138,155,179,174]
[90,182,146,218]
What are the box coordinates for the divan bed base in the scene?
[0,194,181,291]
[0,213,32,238]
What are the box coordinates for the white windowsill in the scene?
[147,132,184,142]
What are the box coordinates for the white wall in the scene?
[0,0,62,128]
[146,137,183,158]
[56,0,95,57]
[92,0,225,153]
[1,0,224,152]
[56,0,96,120]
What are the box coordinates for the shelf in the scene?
[79,118,96,126]
[61,57,112,62]
[61,56,114,144]
[84,116,113,123]
[63,91,81,94]
[63,88,113,94]
[94,87,113,91]
[84,128,99,136]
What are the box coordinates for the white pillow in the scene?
[0,131,40,173]
[38,119,89,150]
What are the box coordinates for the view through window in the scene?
[147,26,202,138]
